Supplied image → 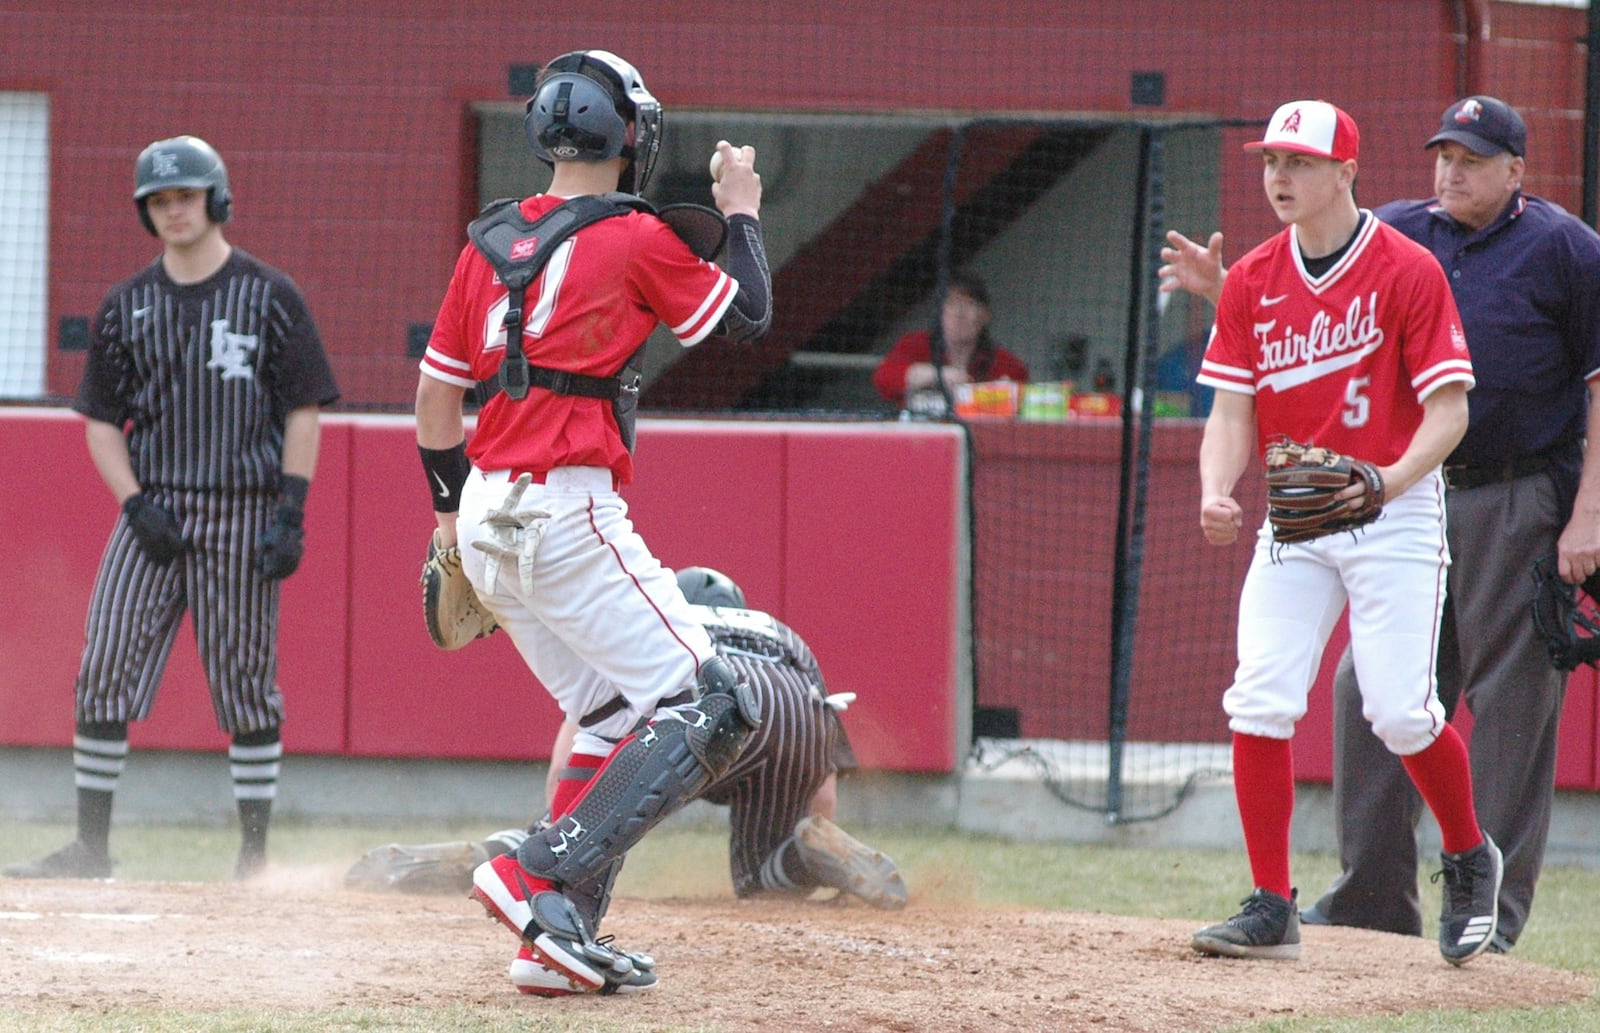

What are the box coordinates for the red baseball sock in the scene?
[505,751,608,894]
[1231,732,1295,899]
[1400,724,1483,855]
[549,751,605,820]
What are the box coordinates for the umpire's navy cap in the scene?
[1426,96,1525,157]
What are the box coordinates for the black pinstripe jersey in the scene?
[74,249,340,492]
[691,605,856,889]
[696,604,855,793]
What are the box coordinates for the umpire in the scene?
[4,135,340,882]
[1303,97,1600,951]
[1160,96,1600,951]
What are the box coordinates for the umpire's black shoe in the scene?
[1297,901,1334,926]
[1192,887,1300,960]
[3,840,113,879]
[1434,833,1502,966]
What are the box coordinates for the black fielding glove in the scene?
[257,474,309,580]
[122,492,184,566]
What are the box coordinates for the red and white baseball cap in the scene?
[1244,100,1360,162]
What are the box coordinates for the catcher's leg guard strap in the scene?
[518,659,760,888]
[695,655,762,771]
[564,856,623,929]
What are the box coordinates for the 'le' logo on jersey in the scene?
[206,318,259,380]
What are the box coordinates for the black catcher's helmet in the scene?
[676,566,747,609]
[133,135,232,236]
[524,49,662,195]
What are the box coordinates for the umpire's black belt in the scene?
[1442,453,1551,491]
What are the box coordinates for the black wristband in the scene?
[419,442,472,513]
[276,473,309,528]
[279,474,309,511]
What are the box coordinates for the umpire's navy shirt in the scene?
[1375,192,1600,488]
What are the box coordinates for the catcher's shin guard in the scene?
[517,657,760,888]
[564,856,623,929]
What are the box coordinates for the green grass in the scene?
[1,819,1596,1032]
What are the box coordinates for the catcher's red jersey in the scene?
[1198,213,1474,465]
[421,194,736,483]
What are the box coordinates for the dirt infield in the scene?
[0,870,1591,1032]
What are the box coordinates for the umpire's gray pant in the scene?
[1312,472,1567,947]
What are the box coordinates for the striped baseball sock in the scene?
[72,722,128,856]
[231,729,282,862]
[757,837,806,892]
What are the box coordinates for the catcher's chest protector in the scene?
[468,194,650,448]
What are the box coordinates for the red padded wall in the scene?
[0,410,348,754]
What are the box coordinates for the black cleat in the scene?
[1434,833,1502,966]
[793,816,909,909]
[3,840,113,880]
[1192,887,1301,960]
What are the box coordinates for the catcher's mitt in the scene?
[421,528,499,650]
[1531,559,1600,672]
[344,839,487,895]
[344,828,529,895]
[1262,437,1385,544]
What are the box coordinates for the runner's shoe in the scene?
[793,816,909,909]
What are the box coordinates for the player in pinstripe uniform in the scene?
[346,568,906,994]
[2,136,339,883]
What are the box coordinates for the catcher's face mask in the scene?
[1530,558,1600,672]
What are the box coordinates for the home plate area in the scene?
[0,873,1588,1032]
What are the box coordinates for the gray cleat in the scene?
[793,815,909,910]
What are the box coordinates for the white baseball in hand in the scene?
[709,148,727,183]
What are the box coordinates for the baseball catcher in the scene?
[414,45,774,998]
[349,567,907,995]
[420,528,499,649]
[1263,436,1386,543]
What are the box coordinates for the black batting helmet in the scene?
[524,50,662,195]
[133,135,232,236]
[676,566,747,609]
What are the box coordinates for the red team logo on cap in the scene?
[510,237,540,261]
[1454,99,1483,124]
[1280,109,1303,135]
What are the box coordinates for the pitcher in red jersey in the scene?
[1187,100,1501,967]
